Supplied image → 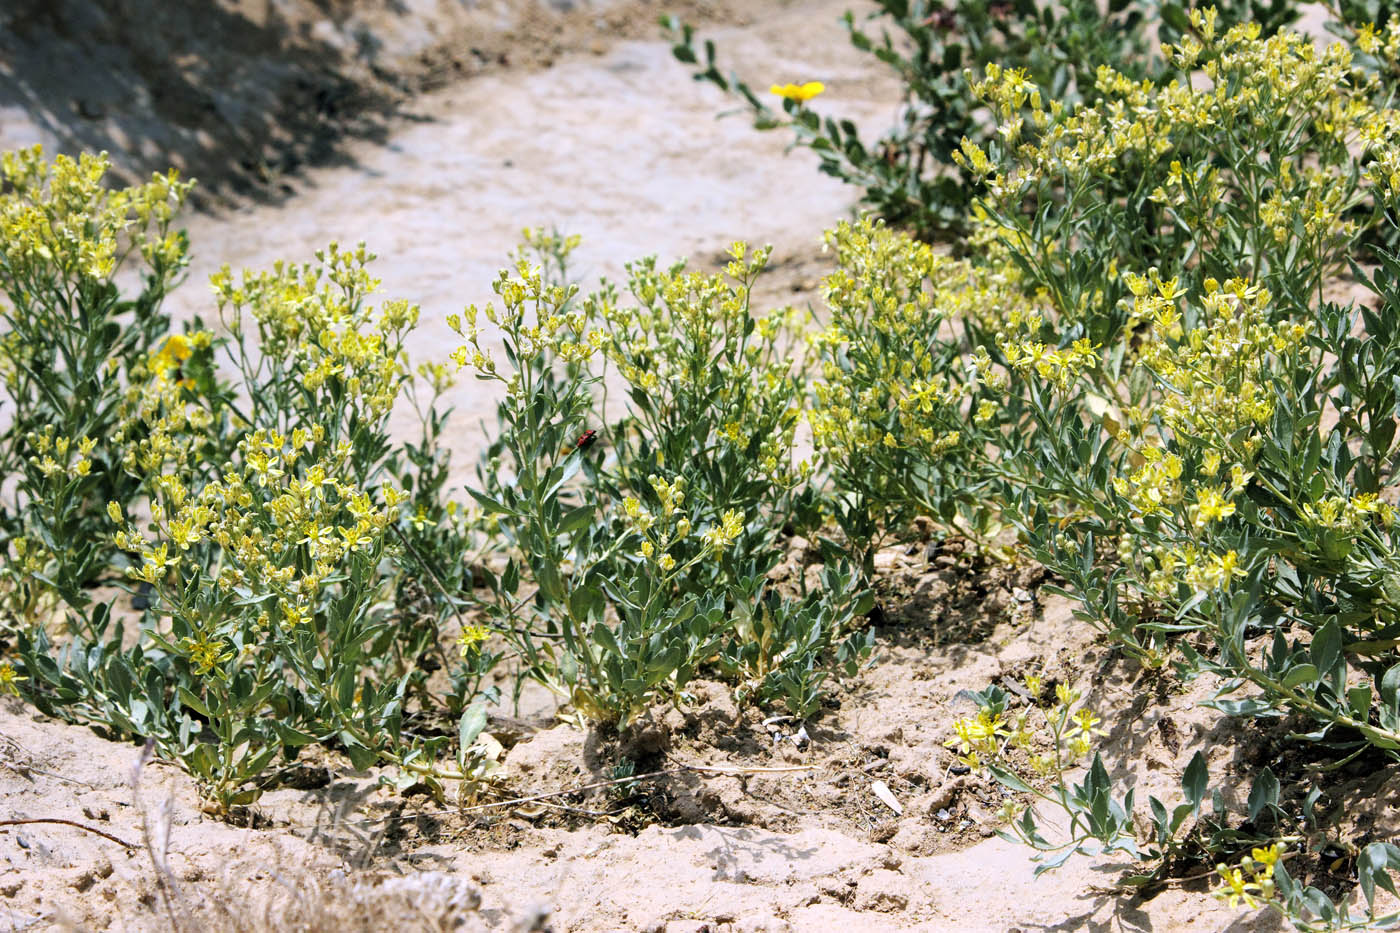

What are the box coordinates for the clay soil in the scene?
[0,1,1394,930]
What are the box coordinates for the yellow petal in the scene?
[798,81,826,101]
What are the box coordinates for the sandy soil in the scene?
[2,1,1393,931]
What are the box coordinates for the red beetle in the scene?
[570,429,598,453]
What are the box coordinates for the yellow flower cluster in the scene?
[1356,19,1400,65]
[966,15,1393,296]
[947,683,1105,776]
[0,660,25,696]
[152,333,194,385]
[811,220,1013,462]
[1371,140,1400,202]
[0,146,191,285]
[975,20,1371,193]
[703,509,745,552]
[457,622,491,657]
[448,262,603,381]
[1148,546,1245,597]
[1138,277,1307,442]
[26,426,96,481]
[1000,336,1097,390]
[115,344,218,483]
[1215,843,1282,909]
[589,243,804,484]
[212,242,415,421]
[946,707,1007,771]
[4,537,51,586]
[113,428,405,640]
[1114,446,1184,517]
[620,474,743,570]
[1300,493,1396,532]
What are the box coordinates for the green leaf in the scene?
[1281,663,1318,690]
[1247,767,1279,821]
[1160,4,1189,33]
[177,686,212,718]
[1034,843,1083,876]
[1311,620,1344,681]
[559,504,595,535]
[1182,751,1207,809]
[592,623,622,659]
[275,723,319,747]
[1348,685,1373,720]
[459,701,489,751]
[466,487,511,515]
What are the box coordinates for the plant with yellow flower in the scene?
[0,146,193,627]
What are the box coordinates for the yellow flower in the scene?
[0,661,25,696]
[183,635,233,676]
[1250,844,1281,879]
[770,81,825,103]
[154,333,192,369]
[457,623,490,657]
[1214,865,1260,909]
[1193,486,1236,528]
[1072,707,1107,739]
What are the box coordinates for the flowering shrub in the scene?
[583,243,814,583]
[0,147,192,620]
[664,5,1400,923]
[458,235,872,725]
[7,8,1400,925]
[819,12,1400,927]
[1,162,502,810]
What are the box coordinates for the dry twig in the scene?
[0,817,137,850]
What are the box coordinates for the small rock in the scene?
[871,780,902,815]
[872,550,902,572]
[936,808,951,821]
[889,819,929,853]
[927,776,970,813]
